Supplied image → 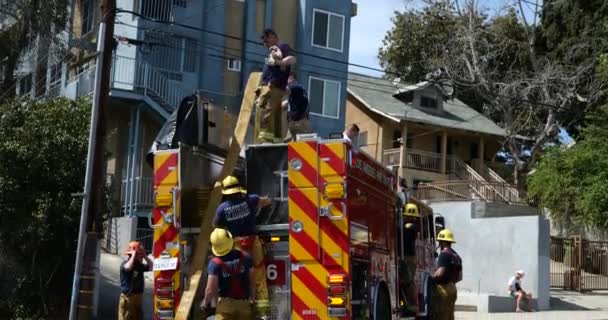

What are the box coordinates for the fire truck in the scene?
[149,74,438,320]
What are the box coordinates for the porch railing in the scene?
[383,148,443,172]
[416,180,528,204]
[382,148,524,204]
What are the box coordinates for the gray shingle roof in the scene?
[347,73,507,137]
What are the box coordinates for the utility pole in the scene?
[69,0,116,319]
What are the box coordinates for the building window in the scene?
[182,38,197,72]
[172,0,187,7]
[19,73,32,96]
[227,58,241,72]
[141,0,172,20]
[358,131,368,147]
[81,0,96,35]
[308,76,341,119]
[420,96,438,109]
[49,64,62,86]
[312,9,345,52]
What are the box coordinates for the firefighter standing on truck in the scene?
[213,175,273,317]
[401,203,420,314]
[201,228,256,319]
[256,28,296,143]
[430,229,463,320]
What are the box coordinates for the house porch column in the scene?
[478,136,485,172]
[398,124,408,177]
[441,130,448,174]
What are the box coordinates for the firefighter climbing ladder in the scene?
[174,72,261,320]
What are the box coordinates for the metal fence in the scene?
[550,236,608,291]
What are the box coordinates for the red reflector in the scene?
[156,289,173,298]
[329,285,346,295]
[156,278,173,285]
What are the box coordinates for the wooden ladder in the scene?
[174,72,261,320]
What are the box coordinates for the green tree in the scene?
[379,0,606,186]
[379,2,460,84]
[0,97,91,318]
[529,104,608,232]
[0,0,69,97]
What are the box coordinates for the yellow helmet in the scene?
[403,203,420,217]
[210,228,234,256]
[222,175,246,195]
[437,229,456,243]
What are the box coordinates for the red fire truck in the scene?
[150,133,438,319]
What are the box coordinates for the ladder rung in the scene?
[77,304,94,310]
[79,290,94,294]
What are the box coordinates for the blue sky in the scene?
[345,0,575,143]
[348,0,538,76]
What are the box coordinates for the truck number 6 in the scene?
[266,264,278,281]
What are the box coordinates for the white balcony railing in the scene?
[111,55,183,110]
[121,176,154,215]
[65,55,183,111]
[383,148,443,172]
[65,67,96,99]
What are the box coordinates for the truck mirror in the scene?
[433,251,439,258]
[434,216,445,236]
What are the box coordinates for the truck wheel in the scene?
[374,283,391,320]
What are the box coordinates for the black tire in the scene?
[374,283,391,320]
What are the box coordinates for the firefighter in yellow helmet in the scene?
[201,228,255,319]
[212,175,272,316]
[399,203,420,315]
[430,229,463,320]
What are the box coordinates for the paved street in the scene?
[99,250,607,320]
[99,250,154,319]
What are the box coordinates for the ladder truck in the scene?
[149,73,438,319]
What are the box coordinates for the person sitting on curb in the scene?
[508,270,535,312]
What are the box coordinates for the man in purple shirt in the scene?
[256,28,297,143]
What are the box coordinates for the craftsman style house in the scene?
[346,73,524,204]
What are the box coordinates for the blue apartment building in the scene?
[49,0,357,246]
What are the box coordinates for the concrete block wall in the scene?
[429,201,551,311]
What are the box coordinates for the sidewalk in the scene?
[99,250,154,319]
[456,289,608,320]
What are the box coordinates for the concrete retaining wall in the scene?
[102,216,137,255]
[429,201,550,311]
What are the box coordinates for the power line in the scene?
[114,9,411,76]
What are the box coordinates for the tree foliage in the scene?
[379,0,607,186]
[528,104,608,232]
[0,97,90,318]
[0,0,69,97]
